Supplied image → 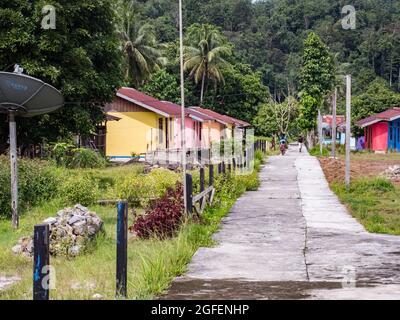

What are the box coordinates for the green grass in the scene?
[0,161,261,300]
[332,178,400,235]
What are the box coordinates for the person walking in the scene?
[298,134,304,153]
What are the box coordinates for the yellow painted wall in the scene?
[106,112,162,158]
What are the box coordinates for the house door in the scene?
[388,120,400,152]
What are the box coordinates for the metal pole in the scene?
[331,88,337,158]
[345,75,352,190]
[9,112,19,229]
[318,109,323,155]
[178,0,187,213]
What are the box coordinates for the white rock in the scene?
[43,217,57,225]
[92,293,104,300]
[11,244,22,255]
[69,245,82,256]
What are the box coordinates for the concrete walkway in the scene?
[163,147,400,299]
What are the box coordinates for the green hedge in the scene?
[0,156,59,217]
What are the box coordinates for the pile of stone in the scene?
[12,204,103,258]
[381,165,400,181]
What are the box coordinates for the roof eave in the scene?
[116,92,170,117]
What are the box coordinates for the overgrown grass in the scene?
[0,157,264,300]
[332,178,400,235]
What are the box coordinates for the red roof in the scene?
[117,87,181,117]
[322,115,346,127]
[116,87,250,126]
[357,108,400,128]
[190,107,251,127]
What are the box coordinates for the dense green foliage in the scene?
[0,0,122,151]
[298,32,336,132]
[1,0,400,147]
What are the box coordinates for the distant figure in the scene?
[298,134,304,153]
[356,136,365,151]
[271,136,276,150]
[279,133,287,156]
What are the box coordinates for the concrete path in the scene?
[163,147,400,299]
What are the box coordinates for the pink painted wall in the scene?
[371,122,388,151]
[174,118,203,149]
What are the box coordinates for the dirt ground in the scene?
[318,154,400,184]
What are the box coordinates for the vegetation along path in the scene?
[163,147,400,299]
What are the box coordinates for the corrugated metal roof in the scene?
[117,87,182,117]
[189,107,251,127]
[356,108,400,128]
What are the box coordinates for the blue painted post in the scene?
[116,201,128,298]
[33,224,50,300]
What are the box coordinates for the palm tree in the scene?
[117,1,167,87]
[184,24,232,104]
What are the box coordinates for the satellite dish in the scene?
[0,71,64,117]
[0,71,64,229]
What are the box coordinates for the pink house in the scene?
[357,108,400,152]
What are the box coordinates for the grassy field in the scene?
[318,151,400,235]
[0,161,261,299]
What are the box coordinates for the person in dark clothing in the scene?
[298,134,304,152]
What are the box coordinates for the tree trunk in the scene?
[200,71,206,105]
[306,131,314,149]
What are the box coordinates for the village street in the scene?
[163,146,400,299]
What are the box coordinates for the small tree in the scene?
[298,32,335,147]
[254,96,298,138]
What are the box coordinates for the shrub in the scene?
[0,156,59,217]
[133,183,184,239]
[68,148,107,169]
[49,143,107,169]
[60,174,99,206]
[117,168,180,207]
[255,149,264,162]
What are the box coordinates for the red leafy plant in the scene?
[132,182,184,239]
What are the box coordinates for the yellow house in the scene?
[104,88,251,162]
[105,88,183,161]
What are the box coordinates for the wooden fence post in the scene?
[199,167,205,207]
[33,224,50,300]
[185,173,193,215]
[222,161,226,174]
[116,201,128,298]
[218,162,222,174]
[209,165,214,202]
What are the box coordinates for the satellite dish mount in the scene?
[0,70,64,229]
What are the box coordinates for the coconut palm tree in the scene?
[184,24,232,104]
[116,1,167,87]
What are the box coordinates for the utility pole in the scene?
[331,88,337,158]
[178,0,187,213]
[318,109,323,155]
[9,111,18,229]
[345,75,351,190]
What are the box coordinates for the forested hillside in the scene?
[135,0,400,96]
[1,0,400,144]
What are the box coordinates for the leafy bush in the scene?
[309,145,330,156]
[60,174,99,206]
[117,168,180,207]
[133,183,184,239]
[0,156,59,217]
[68,148,107,169]
[49,143,107,169]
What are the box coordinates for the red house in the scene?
[357,108,400,152]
